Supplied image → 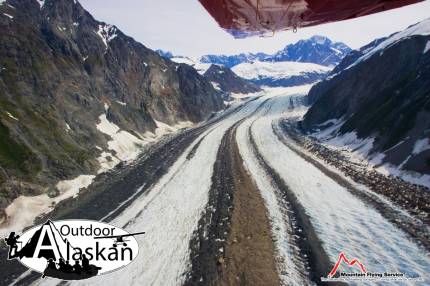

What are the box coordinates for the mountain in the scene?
[157,35,349,88]
[200,53,264,69]
[329,37,388,76]
[164,57,260,93]
[232,61,331,87]
[200,36,351,68]
[302,19,430,176]
[270,36,351,67]
[0,0,223,211]
[203,64,261,94]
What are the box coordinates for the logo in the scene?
[321,252,424,283]
[328,252,367,278]
[4,220,144,280]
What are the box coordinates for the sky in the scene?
[79,0,430,57]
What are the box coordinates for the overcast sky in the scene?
[79,0,430,57]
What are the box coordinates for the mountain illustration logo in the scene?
[328,252,367,278]
[4,219,143,280]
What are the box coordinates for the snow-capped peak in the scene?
[310,35,331,45]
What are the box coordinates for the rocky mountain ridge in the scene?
[302,19,430,179]
[0,0,223,216]
[203,64,261,94]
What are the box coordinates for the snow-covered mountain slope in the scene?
[170,56,212,75]
[167,57,261,94]
[232,61,331,87]
[203,64,261,94]
[302,18,430,182]
[200,35,351,68]
[0,0,223,224]
[349,18,430,69]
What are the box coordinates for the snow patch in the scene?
[96,115,193,170]
[116,100,127,106]
[424,41,430,54]
[210,81,221,91]
[376,160,430,188]
[412,138,430,155]
[6,111,18,121]
[312,119,430,188]
[96,114,143,162]
[2,13,13,19]
[0,175,95,238]
[96,24,118,50]
[96,114,120,135]
[152,120,193,138]
[377,163,430,187]
[65,123,71,132]
[330,47,342,55]
[170,57,211,75]
[56,175,96,199]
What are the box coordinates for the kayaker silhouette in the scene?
[4,232,20,259]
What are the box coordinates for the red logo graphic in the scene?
[328,252,367,278]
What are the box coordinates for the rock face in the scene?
[302,19,430,175]
[200,36,351,68]
[0,0,223,208]
[203,64,261,94]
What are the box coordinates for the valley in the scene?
[2,87,428,286]
[1,1,429,285]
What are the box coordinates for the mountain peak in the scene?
[156,49,174,59]
[198,36,351,68]
[309,35,332,45]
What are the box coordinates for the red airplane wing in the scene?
[199,0,424,38]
